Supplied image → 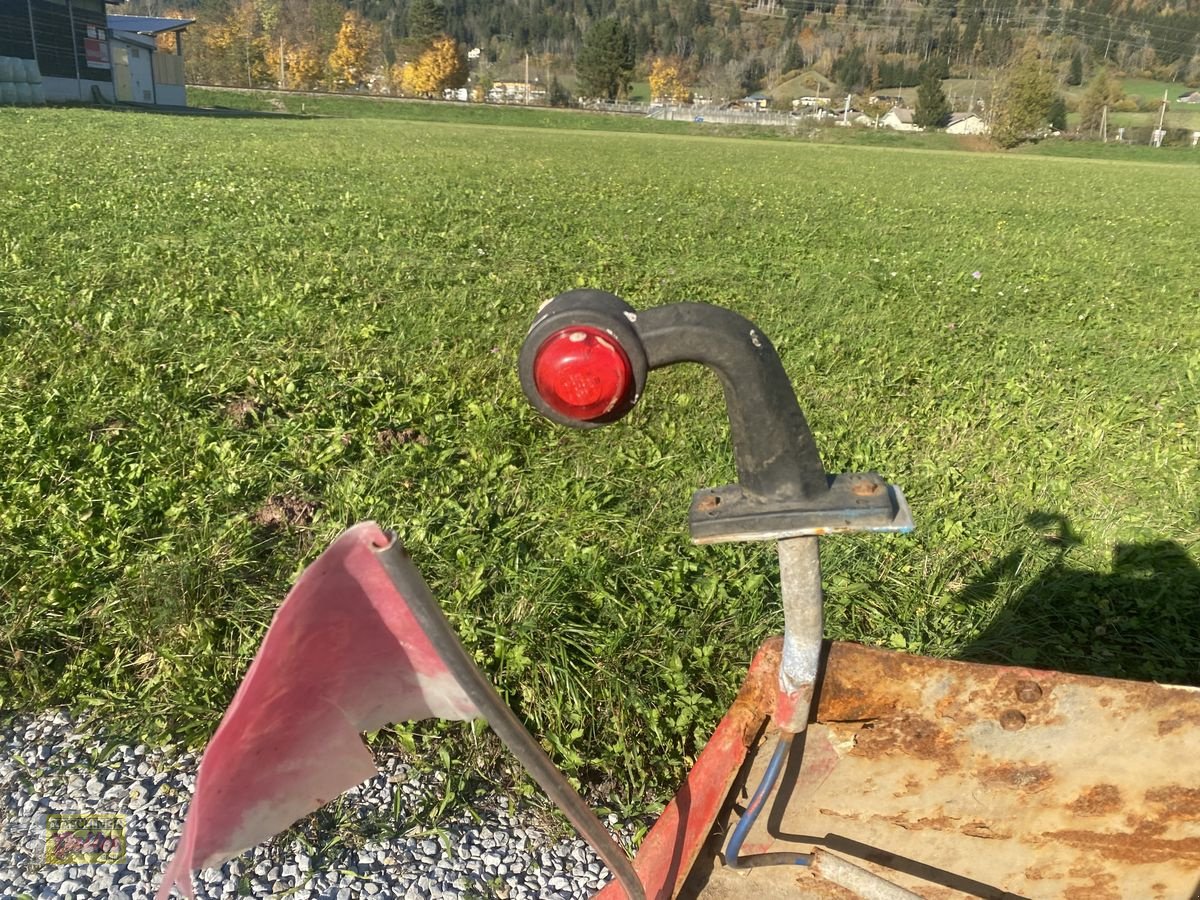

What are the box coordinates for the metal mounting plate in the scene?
[688,474,915,545]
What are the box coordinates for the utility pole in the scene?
[1154,88,1168,146]
[279,36,286,89]
[1100,104,1107,142]
[525,52,529,105]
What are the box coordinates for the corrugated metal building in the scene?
[0,0,116,102]
[0,0,191,105]
[107,15,191,106]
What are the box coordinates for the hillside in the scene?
[128,0,1200,100]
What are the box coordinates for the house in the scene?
[1177,90,1200,104]
[946,111,988,135]
[106,15,193,106]
[0,0,117,102]
[738,92,770,111]
[881,107,922,132]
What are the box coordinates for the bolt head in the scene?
[1015,680,1043,703]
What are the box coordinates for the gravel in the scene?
[1,710,624,899]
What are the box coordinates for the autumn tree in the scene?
[327,10,379,90]
[991,46,1055,148]
[192,0,271,87]
[649,56,693,103]
[397,34,466,97]
[267,41,326,90]
[576,18,634,101]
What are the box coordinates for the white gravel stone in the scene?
[2,709,623,899]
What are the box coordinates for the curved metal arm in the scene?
[637,303,827,502]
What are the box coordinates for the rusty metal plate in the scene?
[688,642,1200,899]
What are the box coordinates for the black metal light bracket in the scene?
[519,290,913,544]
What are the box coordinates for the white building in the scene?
[946,111,988,135]
[106,15,193,107]
[881,107,921,132]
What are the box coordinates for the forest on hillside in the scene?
[128,0,1200,99]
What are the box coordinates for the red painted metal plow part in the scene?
[156,523,642,900]
[657,642,1200,899]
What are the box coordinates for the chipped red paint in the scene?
[593,639,781,900]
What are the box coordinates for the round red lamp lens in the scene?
[533,327,633,422]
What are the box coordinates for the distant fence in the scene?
[577,99,651,116]
[650,105,796,128]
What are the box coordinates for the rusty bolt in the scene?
[999,710,1027,731]
[1015,680,1043,703]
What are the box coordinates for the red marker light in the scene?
[533,327,634,422]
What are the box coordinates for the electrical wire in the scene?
[724,732,815,870]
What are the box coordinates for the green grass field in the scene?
[1,105,1198,816]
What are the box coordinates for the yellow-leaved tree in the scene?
[648,56,693,104]
[266,41,327,90]
[193,0,271,87]
[395,35,467,97]
[327,10,378,90]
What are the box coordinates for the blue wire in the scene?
[724,733,812,869]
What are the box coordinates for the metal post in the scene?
[64,0,83,100]
[775,536,824,733]
[25,0,39,64]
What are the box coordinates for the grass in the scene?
[1,106,1198,817]
[1118,76,1196,103]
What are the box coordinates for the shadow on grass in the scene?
[959,512,1200,686]
[56,100,315,120]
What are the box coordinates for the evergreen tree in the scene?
[1067,52,1083,86]
[1048,95,1067,130]
[727,2,740,29]
[833,45,867,91]
[548,75,572,107]
[576,18,634,100]
[1078,68,1122,135]
[914,61,950,128]
[406,0,444,43]
[992,46,1055,147]
[782,41,803,75]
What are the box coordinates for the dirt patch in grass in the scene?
[224,397,263,428]
[251,493,319,528]
[376,427,429,450]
